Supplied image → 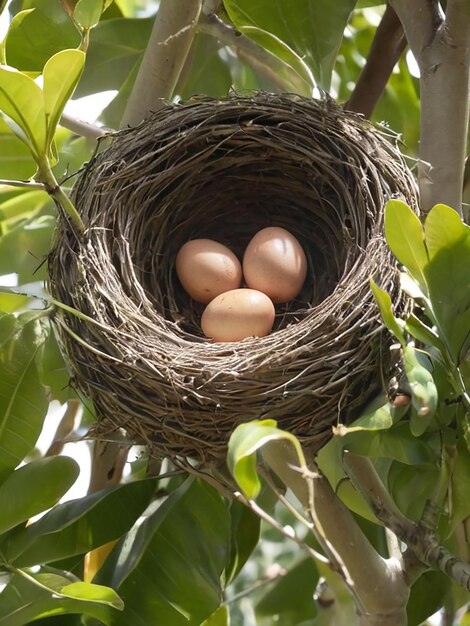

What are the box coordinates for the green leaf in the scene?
[338,422,438,465]
[43,49,86,152]
[407,570,450,626]
[175,33,232,101]
[74,16,152,98]
[228,419,307,499]
[223,0,356,89]
[0,569,122,626]
[0,315,48,481]
[6,0,80,72]
[337,394,394,433]
[0,456,79,533]
[404,313,446,352]
[403,346,438,433]
[95,478,230,626]
[0,214,55,282]
[74,0,105,28]
[37,322,73,403]
[0,117,37,179]
[423,204,470,362]
[388,462,440,522]
[384,199,428,290]
[370,278,406,346]
[0,189,49,226]
[0,66,47,158]
[0,290,30,313]
[256,558,318,623]
[1,9,34,65]
[4,478,157,566]
[238,25,315,95]
[225,499,260,584]
[445,441,470,536]
[201,606,230,626]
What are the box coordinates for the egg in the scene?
[242,227,307,303]
[176,239,242,303]
[201,288,275,342]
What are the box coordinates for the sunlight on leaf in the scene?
[384,199,428,290]
[43,49,85,154]
[228,419,307,499]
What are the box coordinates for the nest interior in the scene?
[49,94,418,464]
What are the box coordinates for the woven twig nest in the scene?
[49,94,418,464]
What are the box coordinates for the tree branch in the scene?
[390,0,470,215]
[343,451,470,591]
[346,3,407,119]
[262,440,409,626]
[0,179,46,190]
[121,0,203,128]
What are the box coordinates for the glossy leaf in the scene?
[0,188,49,226]
[225,499,260,584]
[384,199,428,290]
[43,49,86,151]
[228,419,307,499]
[402,346,438,433]
[256,557,318,623]
[0,214,55,282]
[0,66,46,158]
[239,25,315,95]
[37,323,73,403]
[74,0,106,28]
[388,462,440,522]
[370,278,406,346]
[5,478,157,566]
[0,117,37,179]
[0,290,30,313]
[0,315,48,481]
[74,16,152,98]
[95,478,230,626]
[176,33,232,101]
[423,204,470,362]
[0,456,79,533]
[446,441,470,536]
[223,0,356,89]
[0,569,122,626]
[201,606,230,626]
[6,0,80,71]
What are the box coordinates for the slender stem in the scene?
[60,112,110,139]
[121,0,203,128]
[390,0,470,215]
[346,3,407,119]
[35,156,85,235]
[0,179,46,190]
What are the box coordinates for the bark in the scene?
[262,440,410,626]
[121,0,203,128]
[390,0,470,215]
[346,3,407,119]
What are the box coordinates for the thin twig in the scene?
[0,179,46,190]
[60,113,110,139]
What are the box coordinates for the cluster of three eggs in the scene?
[176,227,308,342]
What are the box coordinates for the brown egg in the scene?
[243,227,307,303]
[201,288,275,342]
[176,239,242,303]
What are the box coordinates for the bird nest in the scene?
[49,93,418,465]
